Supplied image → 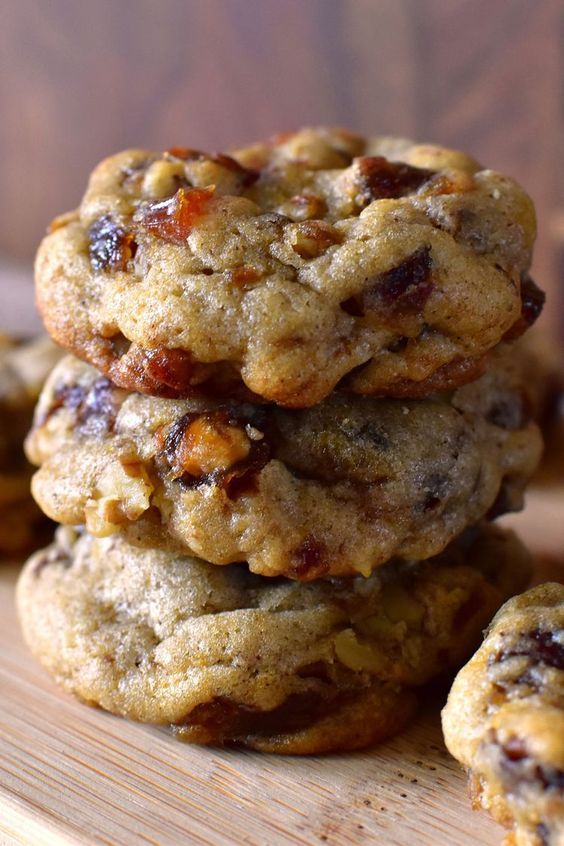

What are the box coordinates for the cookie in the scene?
[17,522,531,754]
[35,127,541,407]
[0,335,61,555]
[26,347,541,579]
[442,583,564,846]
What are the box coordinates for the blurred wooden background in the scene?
[0,0,562,336]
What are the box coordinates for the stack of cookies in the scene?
[18,128,545,753]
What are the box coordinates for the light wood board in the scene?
[1,490,563,846]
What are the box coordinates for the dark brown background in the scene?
[1,0,562,334]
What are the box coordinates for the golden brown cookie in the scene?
[18,522,531,754]
[26,348,541,579]
[442,583,564,846]
[35,127,541,407]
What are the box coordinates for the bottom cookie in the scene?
[442,583,564,846]
[18,523,531,754]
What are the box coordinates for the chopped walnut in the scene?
[174,416,251,477]
[142,160,189,199]
[84,458,154,536]
[334,629,385,673]
[290,221,341,259]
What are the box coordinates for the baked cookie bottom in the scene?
[442,583,564,846]
[18,522,531,754]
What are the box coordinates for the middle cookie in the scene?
[27,350,542,580]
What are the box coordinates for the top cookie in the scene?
[36,127,541,407]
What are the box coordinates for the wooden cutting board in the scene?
[1,490,563,846]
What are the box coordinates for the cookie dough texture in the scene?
[35,127,540,407]
[442,583,564,846]
[0,335,61,555]
[17,522,531,754]
[27,349,542,579]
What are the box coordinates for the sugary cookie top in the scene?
[36,127,540,406]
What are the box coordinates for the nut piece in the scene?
[290,221,341,259]
[84,459,154,536]
[176,416,251,477]
[380,583,425,627]
[142,160,187,199]
[334,629,385,673]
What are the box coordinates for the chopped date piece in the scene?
[138,187,214,242]
[142,347,196,391]
[226,266,261,288]
[89,215,137,272]
[520,276,546,328]
[354,156,435,205]
[290,536,329,579]
[348,247,434,317]
[503,275,546,341]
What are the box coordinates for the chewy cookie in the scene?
[0,335,61,555]
[26,349,541,579]
[442,583,564,846]
[35,127,541,407]
[18,522,531,754]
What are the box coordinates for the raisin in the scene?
[89,215,137,272]
[49,378,118,436]
[138,187,214,242]
[494,629,564,670]
[354,156,435,205]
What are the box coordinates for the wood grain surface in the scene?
[0,491,563,846]
[0,0,562,335]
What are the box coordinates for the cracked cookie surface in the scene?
[27,348,541,579]
[35,127,540,407]
[442,583,564,846]
[17,522,530,754]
